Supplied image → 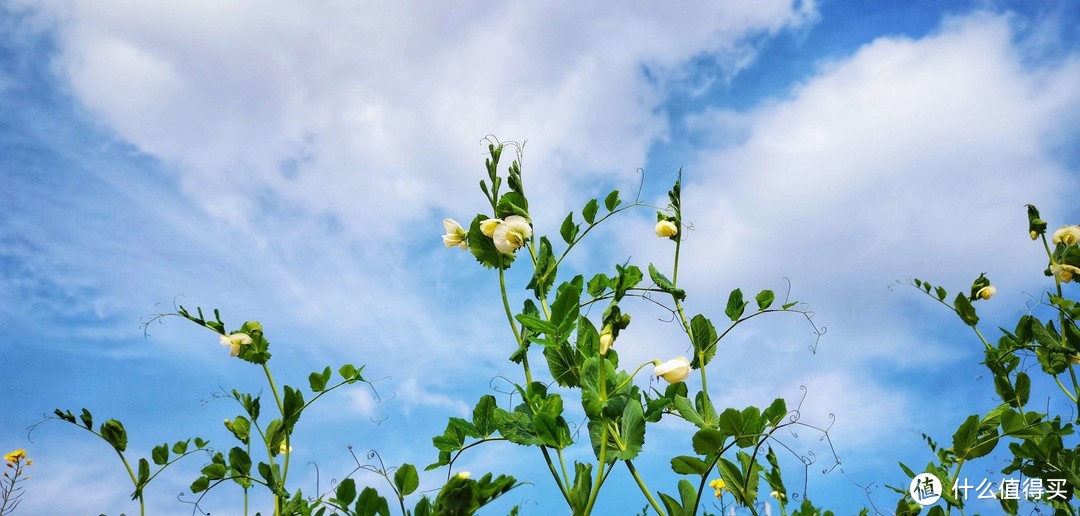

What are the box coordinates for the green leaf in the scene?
[954,293,979,326]
[340,363,359,381]
[172,440,189,455]
[582,199,599,225]
[308,366,331,392]
[137,458,149,486]
[604,190,621,211]
[468,214,515,270]
[670,455,710,475]
[190,476,210,493]
[493,408,542,446]
[527,237,557,299]
[334,478,358,506]
[649,264,686,301]
[692,428,725,455]
[689,314,718,368]
[473,395,497,437]
[394,464,419,496]
[152,443,169,465]
[101,419,128,453]
[560,212,579,244]
[545,343,584,388]
[550,276,584,335]
[1014,372,1030,406]
[617,399,646,460]
[725,288,749,321]
[586,273,609,297]
[674,396,706,428]
[80,408,93,430]
[755,289,775,310]
[355,486,390,516]
[496,191,529,220]
[762,398,788,426]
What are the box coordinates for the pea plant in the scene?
[435,140,836,516]
[892,206,1079,514]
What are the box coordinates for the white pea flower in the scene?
[770,490,785,501]
[492,215,532,254]
[442,218,468,250]
[655,220,678,238]
[456,471,471,480]
[479,218,503,237]
[1051,264,1080,283]
[654,356,691,384]
[1052,225,1080,246]
[975,285,996,300]
[220,332,253,357]
[279,442,292,454]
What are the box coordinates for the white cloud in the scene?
[14,0,818,238]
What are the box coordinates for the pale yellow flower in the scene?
[655,220,678,238]
[1051,264,1080,283]
[279,442,292,454]
[456,471,471,480]
[654,356,691,384]
[770,490,785,501]
[1071,354,1080,365]
[479,218,503,237]
[442,218,468,250]
[599,324,614,356]
[1052,225,1080,246]
[1030,230,1038,241]
[975,285,996,300]
[492,215,532,254]
[220,333,253,357]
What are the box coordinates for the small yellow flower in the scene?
[975,285,996,300]
[1030,230,1038,240]
[1052,225,1080,246]
[709,478,726,498]
[599,324,614,356]
[279,442,292,454]
[1051,264,1080,283]
[655,220,678,238]
[492,215,532,254]
[456,471,471,480]
[220,332,253,357]
[3,449,26,463]
[479,218,503,238]
[770,490,785,501]
[654,356,692,384]
[1070,354,1080,365]
[442,218,468,250]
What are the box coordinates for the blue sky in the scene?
[2,1,1079,514]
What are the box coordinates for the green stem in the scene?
[625,461,665,516]
[261,363,285,516]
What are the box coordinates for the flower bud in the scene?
[654,220,678,238]
[975,285,996,300]
[479,218,503,237]
[456,471,471,480]
[654,356,691,384]
[599,324,614,355]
